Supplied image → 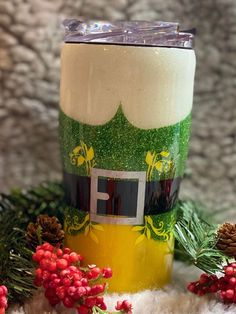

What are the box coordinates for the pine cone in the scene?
[26,215,65,248]
[217,222,236,257]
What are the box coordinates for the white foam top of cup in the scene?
[60,43,196,129]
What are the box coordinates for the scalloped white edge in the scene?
[60,44,195,129]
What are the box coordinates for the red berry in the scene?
[229,277,236,287]
[44,250,52,259]
[99,301,107,310]
[86,271,93,280]
[50,273,58,280]
[226,289,234,299]
[63,296,74,308]
[67,286,77,297]
[220,291,226,299]
[68,265,78,272]
[42,243,53,252]
[199,273,209,284]
[225,267,234,276]
[121,300,133,312]
[210,284,218,293]
[74,280,82,287]
[56,286,66,300]
[102,267,112,278]
[62,254,70,261]
[90,267,101,279]
[0,296,7,309]
[96,296,104,304]
[81,278,88,286]
[187,283,196,293]
[84,297,97,308]
[56,259,68,270]
[73,273,82,281]
[116,301,123,310]
[53,278,61,287]
[48,261,57,272]
[209,275,218,282]
[40,258,51,270]
[62,278,71,287]
[32,253,38,262]
[91,284,105,295]
[85,286,92,295]
[76,287,87,297]
[56,249,63,257]
[42,270,51,280]
[35,268,43,279]
[0,287,7,297]
[77,254,83,262]
[63,248,71,254]
[34,249,45,262]
[77,305,89,314]
[69,252,79,263]
[60,269,70,278]
[0,286,7,296]
[42,270,50,281]
[51,253,57,260]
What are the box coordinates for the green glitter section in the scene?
[64,206,175,242]
[59,106,191,180]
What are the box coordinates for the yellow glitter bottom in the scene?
[65,224,174,292]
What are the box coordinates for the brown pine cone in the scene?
[26,214,65,248]
[216,222,236,257]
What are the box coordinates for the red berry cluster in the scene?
[32,242,132,314]
[188,262,236,304]
[219,263,236,303]
[0,285,8,313]
[115,300,133,314]
[187,273,219,296]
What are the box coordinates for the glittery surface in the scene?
[59,106,191,180]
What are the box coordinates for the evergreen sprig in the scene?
[174,201,226,274]
[0,182,65,304]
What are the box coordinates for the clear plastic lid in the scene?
[63,20,194,48]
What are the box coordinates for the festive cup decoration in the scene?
[60,20,196,292]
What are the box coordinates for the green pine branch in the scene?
[0,182,65,304]
[174,200,226,274]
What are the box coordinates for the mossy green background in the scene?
[59,107,191,180]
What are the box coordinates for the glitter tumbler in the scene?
[60,20,196,292]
